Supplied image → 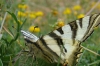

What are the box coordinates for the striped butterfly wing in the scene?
[21,14,100,66]
[21,30,55,63]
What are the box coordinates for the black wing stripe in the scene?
[49,32,67,52]
[88,14,93,28]
[79,18,83,28]
[33,42,54,63]
[82,14,100,42]
[25,39,54,62]
[69,21,78,44]
[56,27,64,34]
[40,37,60,60]
[89,14,100,28]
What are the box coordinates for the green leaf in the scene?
[7,11,18,23]
[7,11,20,31]
[0,59,3,66]
[20,18,27,29]
[7,11,21,46]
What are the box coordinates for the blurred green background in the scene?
[0,0,100,66]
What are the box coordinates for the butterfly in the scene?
[21,14,100,66]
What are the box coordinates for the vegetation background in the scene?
[0,0,100,66]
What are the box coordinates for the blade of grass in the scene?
[7,11,20,31]
[3,26,23,48]
[6,11,22,46]
[20,18,27,29]
[0,59,3,66]
[88,60,100,66]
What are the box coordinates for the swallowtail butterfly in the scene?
[21,14,100,66]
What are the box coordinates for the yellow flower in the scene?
[73,5,81,10]
[51,10,58,16]
[57,21,65,27]
[53,21,65,29]
[5,15,11,21]
[29,13,36,19]
[18,20,23,25]
[35,11,44,17]
[18,4,28,9]
[95,3,100,9]
[77,14,85,18]
[17,11,27,17]
[94,26,98,30]
[29,26,40,33]
[91,2,96,7]
[63,8,71,15]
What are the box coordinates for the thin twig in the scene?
[3,26,23,48]
[3,26,14,38]
[0,12,7,33]
[81,45,100,56]
[85,0,100,16]
[88,60,100,66]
